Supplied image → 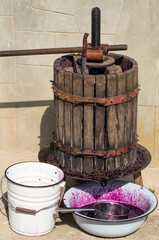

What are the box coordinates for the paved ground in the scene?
[0,151,159,240]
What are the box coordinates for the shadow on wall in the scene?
[39,101,55,149]
[0,99,55,150]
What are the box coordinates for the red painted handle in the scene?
[16,207,37,215]
[82,33,89,57]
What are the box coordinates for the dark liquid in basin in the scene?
[79,203,145,220]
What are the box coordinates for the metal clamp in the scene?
[53,139,138,159]
[52,84,140,106]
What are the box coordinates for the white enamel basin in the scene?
[63,180,158,237]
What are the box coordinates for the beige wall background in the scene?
[0,0,158,165]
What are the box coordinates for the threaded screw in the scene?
[91,7,101,49]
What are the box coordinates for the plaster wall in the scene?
[0,0,158,165]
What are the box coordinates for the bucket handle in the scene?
[0,176,66,215]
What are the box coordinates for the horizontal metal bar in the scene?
[0,44,127,57]
[0,47,83,57]
[107,44,128,51]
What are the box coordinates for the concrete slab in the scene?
[0,151,158,240]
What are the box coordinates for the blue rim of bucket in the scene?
[5,161,65,188]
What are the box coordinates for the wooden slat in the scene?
[56,69,65,167]
[106,73,117,171]
[125,68,135,165]
[53,64,58,163]
[73,55,89,74]
[83,74,95,173]
[95,74,106,171]
[107,65,125,169]
[126,71,134,144]
[73,55,81,74]
[53,63,58,141]
[64,66,74,72]
[132,62,138,164]
[133,63,138,142]
[64,71,73,170]
[116,72,127,168]
[72,73,83,173]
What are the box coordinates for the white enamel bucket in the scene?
[1,162,65,236]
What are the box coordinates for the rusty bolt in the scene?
[121,97,125,102]
[129,95,132,99]
[120,151,123,154]
[57,93,60,97]
[110,100,113,104]
[65,96,68,100]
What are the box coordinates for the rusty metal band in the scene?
[52,84,140,106]
[53,139,138,159]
